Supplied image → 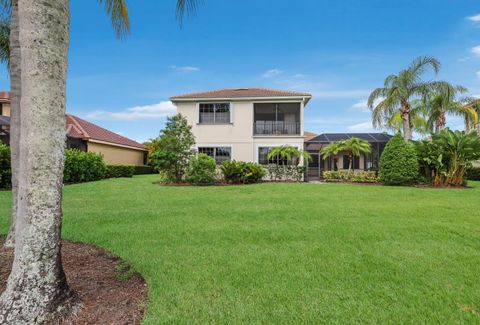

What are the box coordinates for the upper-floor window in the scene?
[199,103,230,124]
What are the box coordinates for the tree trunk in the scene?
[401,104,412,141]
[4,0,20,248]
[435,112,445,133]
[0,0,78,323]
[477,122,480,135]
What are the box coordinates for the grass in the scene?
[1,175,480,324]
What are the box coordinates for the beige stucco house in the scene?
[0,91,147,165]
[171,88,311,165]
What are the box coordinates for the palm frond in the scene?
[408,55,441,77]
[97,0,130,38]
[0,16,9,67]
[176,0,201,25]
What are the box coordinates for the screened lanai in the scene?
[304,133,392,180]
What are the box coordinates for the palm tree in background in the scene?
[368,56,444,141]
[321,137,372,171]
[463,98,480,133]
[0,1,201,323]
[382,99,430,136]
[424,84,469,133]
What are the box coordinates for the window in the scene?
[199,103,230,124]
[198,147,231,164]
[343,155,360,169]
[258,147,290,165]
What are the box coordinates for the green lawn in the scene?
[1,176,480,324]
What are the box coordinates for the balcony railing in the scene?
[254,121,301,135]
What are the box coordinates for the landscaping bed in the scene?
[0,238,148,325]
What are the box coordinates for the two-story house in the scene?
[170,88,311,165]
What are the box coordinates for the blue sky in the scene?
[0,0,479,142]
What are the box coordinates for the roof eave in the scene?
[170,95,312,104]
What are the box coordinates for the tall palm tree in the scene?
[383,99,430,135]
[424,84,469,133]
[321,137,372,171]
[0,1,200,323]
[368,56,443,141]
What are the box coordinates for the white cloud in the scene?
[312,89,371,98]
[86,101,176,121]
[292,73,307,78]
[170,65,199,72]
[471,46,480,56]
[467,14,480,22]
[262,68,284,78]
[347,121,375,132]
[351,98,383,112]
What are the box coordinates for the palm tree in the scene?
[464,98,480,133]
[368,56,444,141]
[424,84,469,133]
[383,99,430,135]
[0,1,200,323]
[321,137,372,171]
[267,145,311,166]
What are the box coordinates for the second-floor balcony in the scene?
[253,103,301,136]
[254,121,301,135]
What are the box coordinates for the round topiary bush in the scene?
[379,133,419,185]
[186,153,217,185]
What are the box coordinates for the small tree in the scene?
[320,137,371,171]
[267,145,311,166]
[379,133,419,185]
[150,114,196,182]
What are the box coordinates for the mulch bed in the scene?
[0,238,148,325]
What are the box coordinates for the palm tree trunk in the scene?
[0,1,78,323]
[435,112,445,133]
[401,104,412,141]
[4,0,20,248]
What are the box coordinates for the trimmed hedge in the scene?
[221,160,266,184]
[64,149,107,184]
[0,143,11,189]
[107,164,135,178]
[133,165,155,175]
[467,167,480,181]
[323,170,378,183]
[379,134,419,185]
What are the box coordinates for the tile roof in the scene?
[66,114,146,150]
[0,91,10,103]
[307,133,393,143]
[171,88,312,100]
[304,131,318,141]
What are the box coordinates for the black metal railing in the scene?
[253,121,301,135]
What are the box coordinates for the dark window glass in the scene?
[343,155,360,169]
[199,103,230,124]
[198,147,231,164]
[258,147,289,165]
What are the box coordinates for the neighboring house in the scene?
[305,133,392,179]
[0,92,147,165]
[170,88,311,164]
[65,115,147,165]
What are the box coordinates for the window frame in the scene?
[198,146,232,164]
[198,102,231,124]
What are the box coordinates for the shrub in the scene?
[0,143,11,189]
[379,134,419,185]
[267,164,306,182]
[467,167,480,181]
[322,170,378,183]
[221,160,265,184]
[106,164,135,178]
[186,154,217,185]
[133,165,155,175]
[64,149,107,183]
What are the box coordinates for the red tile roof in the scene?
[0,91,10,103]
[304,131,318,141]
[171,88,312,100]
[66,114,147,150]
